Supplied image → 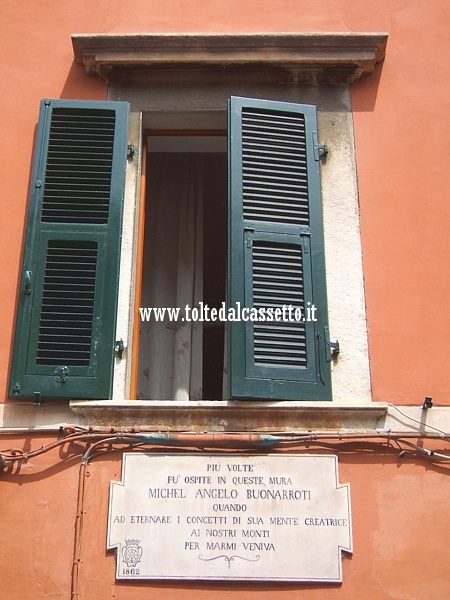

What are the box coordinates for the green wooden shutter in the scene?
[9,99,129,400]
[228,96,332,400]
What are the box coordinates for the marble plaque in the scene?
[107,453,352,582]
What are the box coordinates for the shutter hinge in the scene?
[127,144,138,159]
[115,339,125,359]
[34,392,42,406]
[313,131,329,161]
[324,327,340,362]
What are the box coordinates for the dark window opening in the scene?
[137,135,227,400]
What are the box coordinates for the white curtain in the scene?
[137,153,204,400]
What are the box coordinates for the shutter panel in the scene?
[228,96,331,400]
[9,99,129,400]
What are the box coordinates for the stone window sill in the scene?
[69,400,387,432]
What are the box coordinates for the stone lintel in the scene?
[72,32,388,85]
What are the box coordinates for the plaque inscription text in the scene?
[107,453,352,582]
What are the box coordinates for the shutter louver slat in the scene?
[244,106,309,370]
[36,240,97,367]
[42,107,115,224]
[252,240,307,368]
[242,107,309,227]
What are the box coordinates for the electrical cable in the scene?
[1,429,449,470]
[394,438,450,461]
[387,403,448,438]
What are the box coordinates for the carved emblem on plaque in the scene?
[122,539,143,568]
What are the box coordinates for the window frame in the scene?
[110,95,372,409]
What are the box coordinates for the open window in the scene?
[10,96,332,402]
[137,132,228,401]
[135,96,332,402]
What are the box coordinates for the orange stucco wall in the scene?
[1,435,449,600]
[1,1,450,599]
[1,0,450,404]
[351,3,450,404]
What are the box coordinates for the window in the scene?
[69,32,384,412]
[10,96,333,401]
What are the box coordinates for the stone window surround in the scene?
[67,32,388,431]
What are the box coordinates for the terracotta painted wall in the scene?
[1,1,450,599]
[1,435,449,600]
[351,2,450,404]
[1,0,450,404]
